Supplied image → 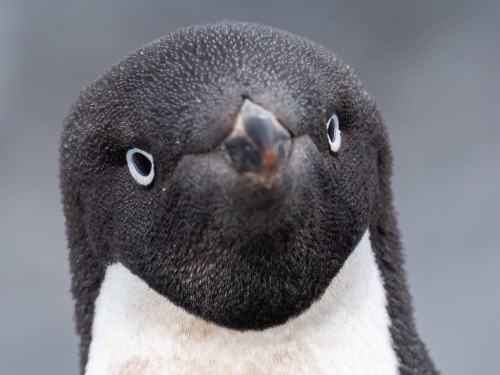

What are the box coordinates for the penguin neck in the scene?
[85,230,398,375]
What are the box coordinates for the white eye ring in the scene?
[126,148,155,186]
[326,114,341,152]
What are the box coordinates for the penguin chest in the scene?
[85,231,398,375]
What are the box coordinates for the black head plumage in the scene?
[60,21,436,374]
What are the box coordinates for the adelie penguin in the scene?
[60,21,437,375]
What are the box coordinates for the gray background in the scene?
[1,0,499,374]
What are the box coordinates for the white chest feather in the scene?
[85,231,398,375]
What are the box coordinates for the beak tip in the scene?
[264,150,278,169]
[221,99,292,179]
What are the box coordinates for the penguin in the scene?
[60,21,437,375]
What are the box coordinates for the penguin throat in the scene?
[85,230,398,375]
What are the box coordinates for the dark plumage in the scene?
[60,21,437,374]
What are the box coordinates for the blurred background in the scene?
[1,0,499,374]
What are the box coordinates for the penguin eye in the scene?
[326,114,341,152]
[126,148,154,186]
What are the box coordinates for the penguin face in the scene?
[61,22,384,330]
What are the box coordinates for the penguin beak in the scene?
[220,99,292,182]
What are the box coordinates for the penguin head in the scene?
[61,22,386,330]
